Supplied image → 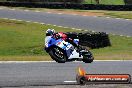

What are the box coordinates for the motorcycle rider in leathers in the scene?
[45,29,81,51]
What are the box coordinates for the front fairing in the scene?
[45,36,56,49]
[45,36,65,49]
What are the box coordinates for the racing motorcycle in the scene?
[44,36,94,63]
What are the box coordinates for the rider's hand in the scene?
[69,38,73,41]
[53,33,60,39]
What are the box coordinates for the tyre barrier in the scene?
[65,32,111,49]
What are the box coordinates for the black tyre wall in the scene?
[65,32,111,49]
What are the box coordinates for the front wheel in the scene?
[49,47,67,63]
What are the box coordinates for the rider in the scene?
[45,29,81,51]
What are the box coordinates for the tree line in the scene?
[6,0,84,3]
[3,0,132,5]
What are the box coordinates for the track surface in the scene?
[0,8,132,36]
[0,61,132,87]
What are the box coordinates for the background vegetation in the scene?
[0,19,132,60]
[0,0,127,5]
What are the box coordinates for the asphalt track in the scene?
[0,8,132,36]
[0,61,132,87]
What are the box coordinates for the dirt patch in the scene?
[0,56,52,61]
[94,54,132,60]
[0,19,25,25]
[44,9,105,16]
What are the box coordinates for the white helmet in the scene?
[46,29,55,36]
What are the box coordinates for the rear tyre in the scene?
[76,76,87,85]
[49,47,67,63]
[82,51,94,63]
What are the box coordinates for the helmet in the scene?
[46,29,55,36]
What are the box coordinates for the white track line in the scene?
[33,22,39,24]
[94,60,132,61]
[47,12,51,13]
[58,26,63,27]
[0,61,55,63]
[47,24,51,25]
[10,19,17,21]
[35,10,40,12]
[17,20,23,22]
[76,29,82,30]
[24,10,29,12]
[40,23,45,25]
[71,28,76,30]
[93,16,97,17]
[120,35,123,37]
[0,60,132,63]
[125,19,130,21]
[26,21,31,23]
[127,36,131,38]
[64,81,77,83]
[63,27,69,28]
[112,34,116,36]
[105,17,131,21]
[116,18,121,20]
[82,15,87,17]
[106,17,110,18]
[58,13,63,15]
[10,9,15,10]
[53,25,57,26]
[3,18,9,20]
[72,14,77,16]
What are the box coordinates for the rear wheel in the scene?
[78,45,94,63]
[83,56,94,63]
[82,51,94,63]
[49,47,67,63]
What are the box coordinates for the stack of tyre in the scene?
[65,32,111,49]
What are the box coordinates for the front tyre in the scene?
[49,47,67,63]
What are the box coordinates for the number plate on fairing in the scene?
[57,40,71,50]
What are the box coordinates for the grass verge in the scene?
[0,19,132,60]
[84,0,124,5]
[104,11,132,19]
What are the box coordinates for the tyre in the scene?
[82,51,94,63]
[77,76,87,85]
[49,47,67,63]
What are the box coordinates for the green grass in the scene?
[91,35,132,60]
[0,19,79,56]
[104,11,132,19]
[84,0,125,5]
[0,19,132,60]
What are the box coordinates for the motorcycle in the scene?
[44,36,94,63]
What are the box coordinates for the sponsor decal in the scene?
[76,67,131,84]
